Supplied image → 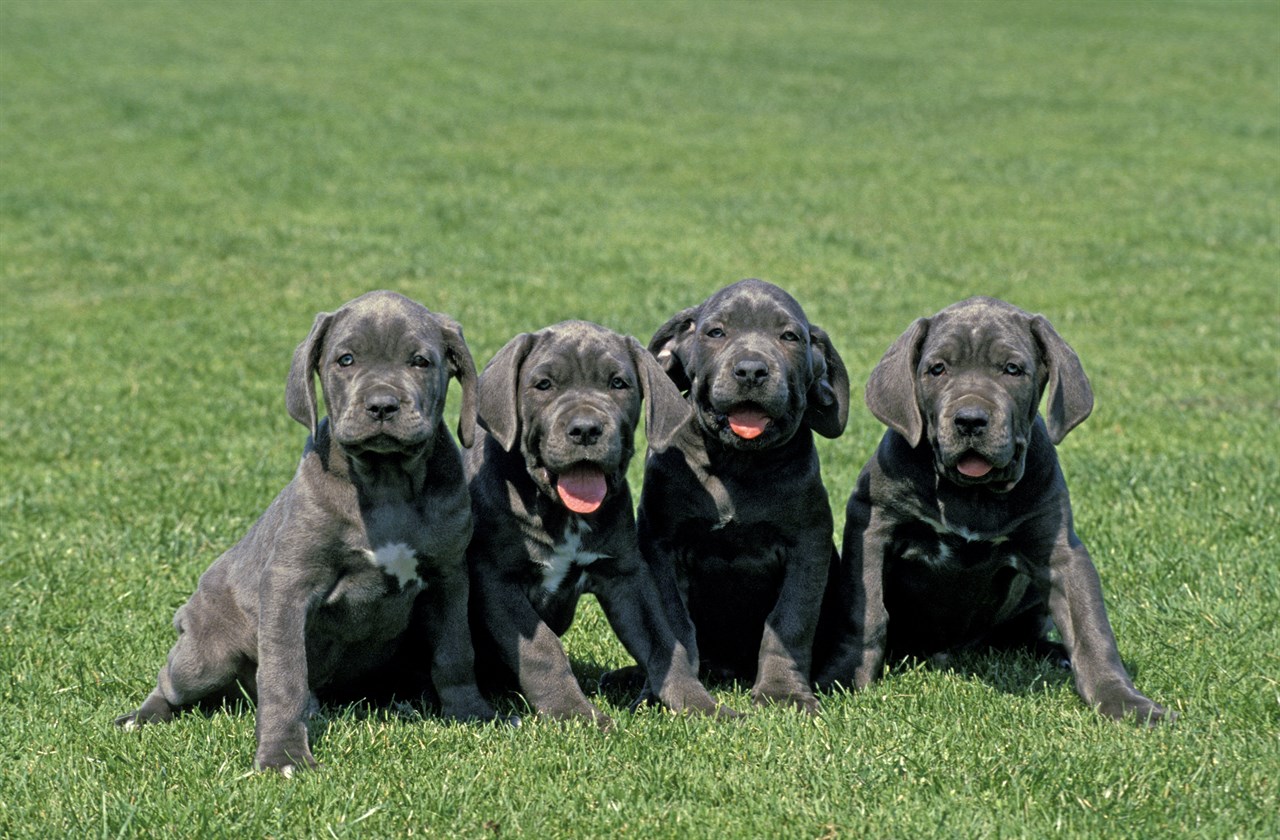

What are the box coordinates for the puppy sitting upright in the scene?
[465,321,731,727]
[637,279,850,714]
[115,291,500,773]
[815,297,1169,724]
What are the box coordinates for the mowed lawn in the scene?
[1,1,1276,837]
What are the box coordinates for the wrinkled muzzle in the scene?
[931,390,1027,488]
[527,394,632,514]
[699,341,802,446]
[329,373,440,454]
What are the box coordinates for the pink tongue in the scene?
[957,454,993,478]
[555,465,608,514]
[728,408,770,440]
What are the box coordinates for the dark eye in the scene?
[781,331,801,342]
[337,354,354,368]
[410,354,431,369]
[609,376,629,390]
[1003,363,1024,376]
[533,379,553,391]
[706,327,725,339]
[927,362,946,377]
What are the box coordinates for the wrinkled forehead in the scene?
[923,304,1035,363]
[526,323,633,377]
[328,296,440,352]
[701,284,808,332]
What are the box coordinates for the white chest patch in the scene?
[364,542,423,588]
[923,514,1010,545]
[541,519,606,593]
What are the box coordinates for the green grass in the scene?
[2,0,1277,836]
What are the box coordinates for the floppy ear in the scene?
[434,313,479,449]
[805,325,851,439]
[285,310,335,437]
[475,332,537,452]
[865,317,930,447]
[1030,314,1094,444]
[628,336,693,452]
[647,305,700,393]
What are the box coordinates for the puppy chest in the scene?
[677,519,790,575]
[316,549,422,642]
[322,543,426,608]
[886,523,1035,620]
[889,522,1013,571]
[536,518,607,594]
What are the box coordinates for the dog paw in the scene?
[660,685,743,719]
[113,707,173,730]
[752,688,821,715]
[709,702,745,720]
[1094,689,1172,726]
[114,694,177,729]
[1126,701,1173,727]
[254,744,318,775]
[114,714,142,732]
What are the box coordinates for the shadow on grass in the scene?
[590,646,1086,707]
[893,646,1074,696]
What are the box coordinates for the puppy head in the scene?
[865,296,1093,490]
[285,290,478,457]
[649,278,849,450]
[476,321,691,514]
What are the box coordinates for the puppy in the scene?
[635,279,849,713]
[815,296,1169,724]
[465,321,733,727]
[115,291,500,773]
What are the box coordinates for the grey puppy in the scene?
[465,321,734,728]
[115,291,501,773]
[634,279,849,714]
[815,296,1169,724]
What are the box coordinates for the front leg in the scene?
[590,555,735,718]
[752,533,831,714]
[254,558,324,774]
[419,559,500,722]
[599,521,701,709]
[814,493,891,692]
[1047,517,1168,725]
[473,573,609,727]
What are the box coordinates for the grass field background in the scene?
[2,1,1276,837]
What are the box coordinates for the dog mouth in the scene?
[944,446,1024,492]
[553,463,610,514]
[956,452,994,478]
[337,425,432,455]
[706,402,777,442]
[724,404,772,440]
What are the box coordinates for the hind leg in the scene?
[115,600,250,728]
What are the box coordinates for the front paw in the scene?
[542,701,614,732]
[1095,687,1172,726]
[439,689,501,724]
[752,682,820,715]
[445,702,522,728]
[255,740,318,776]
[659,682,743,719]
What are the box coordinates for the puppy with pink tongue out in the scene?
[619,280,850,714]
[464,321,736,727]
[814,297,1170,726]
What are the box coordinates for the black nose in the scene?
[365,393,401,422]
[567,415,604,446]
[734,359,769,386]
[953,407,988,437]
